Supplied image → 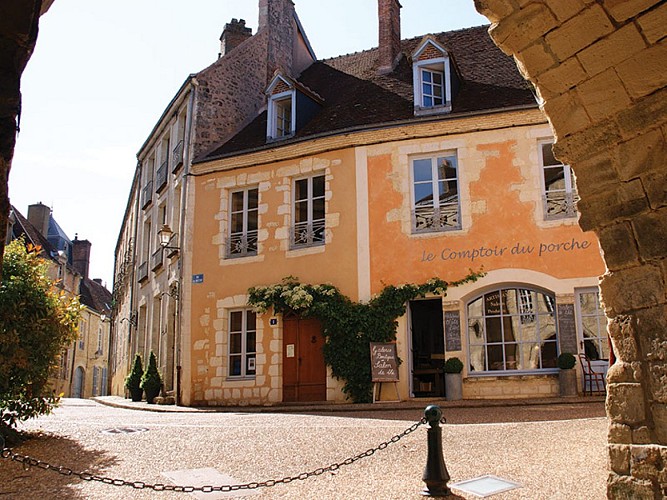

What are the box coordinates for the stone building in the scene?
[8,203,112,398]
[110,0,316,400]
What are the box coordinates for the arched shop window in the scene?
[467,287,558,374]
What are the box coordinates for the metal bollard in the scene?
[422,405,451,497]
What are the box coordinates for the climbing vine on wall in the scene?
[248,271,484,403]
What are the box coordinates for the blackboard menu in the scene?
[557,303,577,353]
[370,343,399,382]
[445,310,462,351]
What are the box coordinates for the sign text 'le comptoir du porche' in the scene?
[420,238,592,264]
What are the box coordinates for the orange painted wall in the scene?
[367,132,605,293]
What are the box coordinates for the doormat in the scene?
[162,468,259,499]
[449,475,522,497]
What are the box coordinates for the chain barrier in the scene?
[0,417,429,493]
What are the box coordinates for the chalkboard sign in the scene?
[557,303,577,353]
[445,310,462,351]
[370,343,399,382]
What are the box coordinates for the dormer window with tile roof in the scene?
[412,37,452,116]
[266,73,323,142]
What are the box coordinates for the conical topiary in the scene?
[125,354,143,401]
[140,351,162,404]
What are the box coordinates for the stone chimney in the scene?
[72,235,91,279]
[258,0,295,78]
[378,0,402,74]
[27,202,51,237]
[219,18,252,58]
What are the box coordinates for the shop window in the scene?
[467,287,558,374]
[227,187,259,258]
[540,140,579,220]
[291,174,325,248]
[228,310,256,378]
[575,289,609,361]
[412,154,460,233]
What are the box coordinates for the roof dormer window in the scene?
[266,73,323,142]
[412,37,452,116]
[266,75,296,141]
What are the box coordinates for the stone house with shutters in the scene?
[177,0,609,408]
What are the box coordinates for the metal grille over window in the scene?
[227,188,259,258]
[467,288,558,373]
[412,155,460,232]
[541,141,579,220]
[291,175,325,248]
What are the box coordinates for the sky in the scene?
[11,1,489,288]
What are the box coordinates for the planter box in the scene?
[445,372,463,401]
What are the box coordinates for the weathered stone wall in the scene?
[474,0,666,497]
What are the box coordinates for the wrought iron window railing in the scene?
[155,161,168,193]
[543,190,579,220]
[412,203,460,233]
[141,180,153,209]
[290,219,325,248]
[172,140,184,172]
[226,230,258,258]
[137,261,149,282]
[151,246,164,271]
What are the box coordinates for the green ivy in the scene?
[248,271,484,403]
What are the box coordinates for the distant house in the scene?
[112,0,607,406]
[8,203,112,398]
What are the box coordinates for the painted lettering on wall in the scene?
[421,238,592,263]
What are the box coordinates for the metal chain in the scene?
[0,417,427,493]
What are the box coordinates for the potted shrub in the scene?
[141,351,163,404]
[125,354,143,402]
[558,352,577,397]
[444,356,464,401]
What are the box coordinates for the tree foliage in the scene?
[248,271,484,403]
[0,240,81,439]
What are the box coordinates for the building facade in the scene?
[8,203,112,398]
[113,0,609,407]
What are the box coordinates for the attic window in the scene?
[267,88,296,140]
[412,39,451,116]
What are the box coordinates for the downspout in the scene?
[175,79,197,406]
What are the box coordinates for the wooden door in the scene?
[283,316,327,402]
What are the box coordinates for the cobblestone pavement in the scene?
[0,398,607,499]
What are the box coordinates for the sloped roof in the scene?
[10,206,60,261]
[79,278,112,315]
[200,25,536,162]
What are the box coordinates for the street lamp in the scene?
[158,224,180,251]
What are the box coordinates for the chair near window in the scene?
[578,353,606,395]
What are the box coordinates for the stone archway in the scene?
[473,1,666,497]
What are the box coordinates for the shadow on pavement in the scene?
[0,432,119,500]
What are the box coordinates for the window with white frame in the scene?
[540,139,579,220]
[228,310,256,378]
[412,41,451,115]
[227,187,259,258]
[412,154,460,232]
[267,93,294,140]
[467,287,558,373]
[576,289,609,361]
[292,174,325,248]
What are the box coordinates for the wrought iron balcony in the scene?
[155,161,168,193]
[141,180,153,209]
[290,219,325,249]
[151,246,164,271]
[543,190,579,220]
[172,140,184,172]
[226,230,258,258]
[137,261,149,282]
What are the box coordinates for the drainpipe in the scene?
[174,79,196,406]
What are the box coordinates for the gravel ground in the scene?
[0,398,608,500]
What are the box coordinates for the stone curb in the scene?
[91,394,605,414]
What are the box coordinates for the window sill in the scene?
[225,376,256,382]
[466,371,558,379]
[414,104,451,117]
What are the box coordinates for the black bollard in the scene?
[422,405,451,497]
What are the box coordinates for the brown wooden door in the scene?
[283,316,327,402]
